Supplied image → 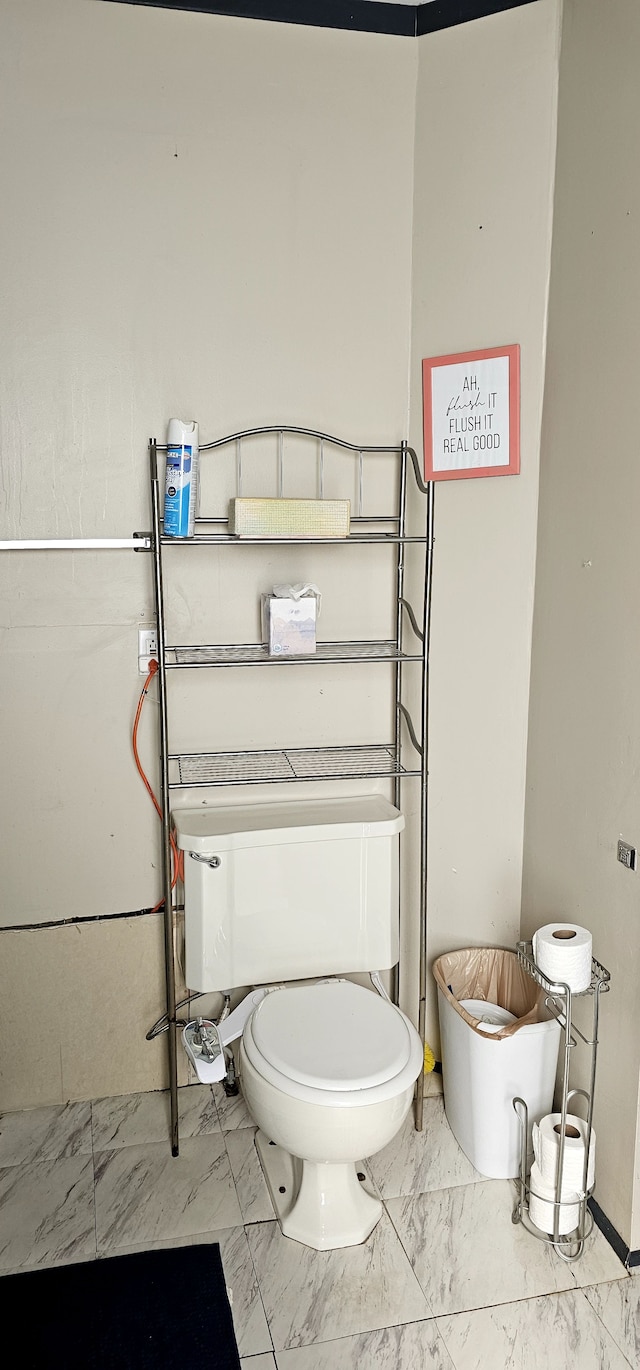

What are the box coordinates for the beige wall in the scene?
[0,915,179,1108]
[0,0,417,929]
[0,0,563,1135]
[0,0,417,1106]
[522,0,640,1249]
[407,0,560,1052]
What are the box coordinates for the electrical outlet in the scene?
[138,626,158,674]
[617,839,636,871]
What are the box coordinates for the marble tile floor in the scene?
[1,1073,637,1369]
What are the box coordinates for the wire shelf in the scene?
[169,743,419,788]
[160,532,428,546]
[166,641,422,668]
[516,942,611,998]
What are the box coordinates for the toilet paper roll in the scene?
[529,1162,581,1236]
[532,1113,595,1194]
[532,923,592,992]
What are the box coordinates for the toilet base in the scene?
[255,1129,382,1250]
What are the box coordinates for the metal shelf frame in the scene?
[511,940,610,1261]
[165,640,423,668]
[148,425,435,1155]
[169,743,421,789]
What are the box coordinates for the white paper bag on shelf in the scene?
[262,583,321,656]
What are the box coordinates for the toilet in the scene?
[173,795,423,1250]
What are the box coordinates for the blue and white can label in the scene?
[164,444,193,537]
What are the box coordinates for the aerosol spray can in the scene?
[164,418,199,537]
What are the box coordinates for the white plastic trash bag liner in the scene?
[433,949,561,1178]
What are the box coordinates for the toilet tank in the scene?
[173,796,404,992]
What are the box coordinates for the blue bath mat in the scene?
[1,1242,241,1369]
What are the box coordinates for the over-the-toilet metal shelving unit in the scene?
[147,426,434,1155]
[512,940,610,1261]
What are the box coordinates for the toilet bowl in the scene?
[239,978,423,1250]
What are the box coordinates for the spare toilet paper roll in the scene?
[529,1162,581,1236]
[532,923,592,992]
[532,1113,595,1193]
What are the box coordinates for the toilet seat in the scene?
[242,980,423,1107]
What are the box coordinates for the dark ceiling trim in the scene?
[101,0,538,39]
[105,0,417,35]
[417,0,536,35]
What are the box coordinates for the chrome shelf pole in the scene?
[149,440,180,1157]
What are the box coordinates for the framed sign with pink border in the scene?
[422,344,520,482]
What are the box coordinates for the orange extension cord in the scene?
[132,659,183,912]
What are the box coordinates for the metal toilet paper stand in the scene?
[511,940,611,1262]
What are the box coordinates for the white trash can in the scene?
[434,950,561,1180]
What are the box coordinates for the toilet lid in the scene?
[246,980,414,1092]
